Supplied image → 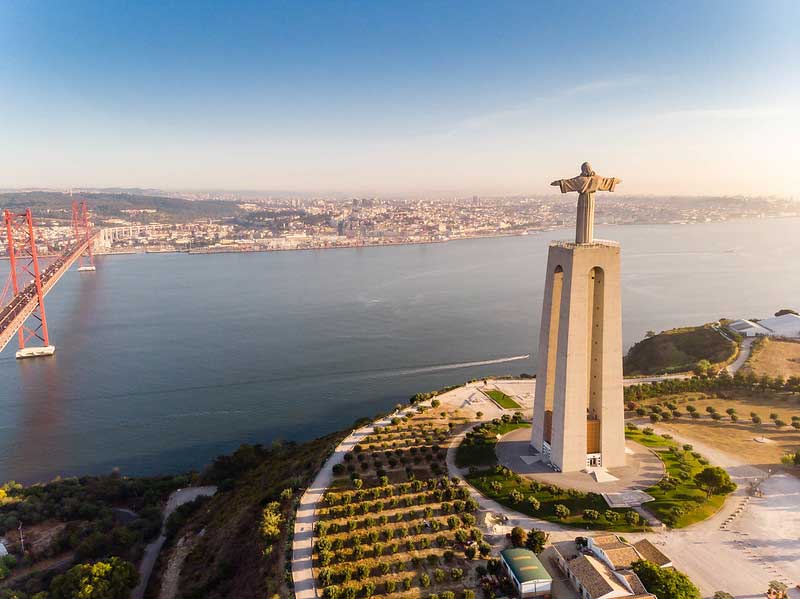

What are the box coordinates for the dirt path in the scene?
[131,486,217,599]
[157,533,195,599]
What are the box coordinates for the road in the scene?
[291,405,423,599]
[727,336,755,374]
[643,425,800,598]
[130,486,217,599]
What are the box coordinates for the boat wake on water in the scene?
[374,354,531,378]
[50,355,532,406]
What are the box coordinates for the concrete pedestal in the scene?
[531,241,625,472]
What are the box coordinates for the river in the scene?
[1,217,798,483]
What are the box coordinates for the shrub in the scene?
[604,510,619,522]
[583,509,600,521]
[420,573,431,587]
[554,504,570,519]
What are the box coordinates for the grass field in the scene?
[743,337,800,379]
[625,427,731,527]
[454,422,528,468]
[623,324,737,376]
[637,390,800,465]
[485,389,521,409]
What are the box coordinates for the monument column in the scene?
[531,162,625,472]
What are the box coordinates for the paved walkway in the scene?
[727,336,755,374]
[495,427,664,495]
[291,405,421,599]
[445,425,570,539]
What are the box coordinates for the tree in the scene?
[768,580,788,598]
[632,560,700,599]
[694,359,712,377]
[526,496,541,511]
[583,509,600,521]
[50,558,139,599]
[524,528,549,554]
[625,510,641,527]
[774,308,798,317]
[694,467,735,498]
[510,526,526,547]
[554,504,570,519]
[713,592,734,599]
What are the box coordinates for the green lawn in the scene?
[455,422,528,468]
[625,427,733,527]
[465,469,641,532]
[486,389,521,409]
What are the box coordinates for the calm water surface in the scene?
[1,218,798,482]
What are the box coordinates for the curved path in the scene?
[131,486,217,599]
[445,425,570,537]
[291,405,421,599]
[727,336,755,374]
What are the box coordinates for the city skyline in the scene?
[2,1,799,196]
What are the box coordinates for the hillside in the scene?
[624,324,737,376]
[145,433,346,599]
[0,191,241,224]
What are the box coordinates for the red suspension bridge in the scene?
[0,201,97,359]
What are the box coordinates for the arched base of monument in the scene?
[495,427,664,501]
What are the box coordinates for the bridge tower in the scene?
[73,200,96,272]
[3,209,55,358]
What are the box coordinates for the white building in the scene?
[728,319,772,337]
[500,548,553,598]
[756,313,800,337]
[729,313,800,338]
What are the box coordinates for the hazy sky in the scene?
[1,1,799,196]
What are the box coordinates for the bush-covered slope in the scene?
[151,433,345,599]
[624,324,736,376]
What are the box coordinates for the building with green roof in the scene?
[500,547,553,598]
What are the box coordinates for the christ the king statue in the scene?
[551,162,622,244]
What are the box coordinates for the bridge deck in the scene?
[0,235,95,353]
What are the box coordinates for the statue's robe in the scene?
[556,175,620,244]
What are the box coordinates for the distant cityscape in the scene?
[1,191,797,255]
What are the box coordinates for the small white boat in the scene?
[77,265,96,272]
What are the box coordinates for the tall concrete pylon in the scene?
[531,163,625,472]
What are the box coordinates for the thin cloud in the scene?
[444,77,647,136]
[657,106,795,120]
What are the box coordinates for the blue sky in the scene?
[1,1,798,195]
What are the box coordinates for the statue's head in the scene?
[581,162,595,176]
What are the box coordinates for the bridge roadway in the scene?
[0,234,95,353]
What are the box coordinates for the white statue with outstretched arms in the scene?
[551,162,622,244]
